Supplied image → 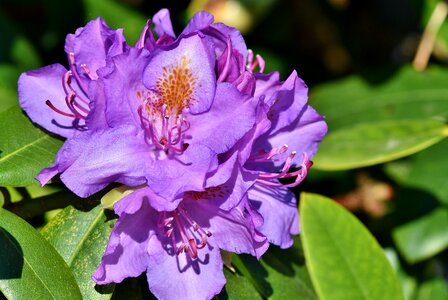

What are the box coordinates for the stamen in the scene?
[249,144,289,162]
[158,206,212,260]
[256,152,312,188]
[139,99,190,155]
[246,49,265,73]
[68,52,90,95]
[46,100,78,118]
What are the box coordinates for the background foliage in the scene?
[0,0,447,299]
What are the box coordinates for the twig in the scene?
[413,1,448,71]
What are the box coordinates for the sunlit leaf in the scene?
[311,66,448,131]
[0,208,82,299]
[392,208,448,264]
[0,105,63,186]
[41,204,115,300]
[313,119,447,170]
[300,193,403,300]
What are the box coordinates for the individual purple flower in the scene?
[93,167,267,300]
[19,11,257,201]
[234,69,328,249]
[18,17,126,137]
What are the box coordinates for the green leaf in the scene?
[313,119,448,170]
[385,139,448,205]
[218,268,262,300]
[232,238,316,299]
[0,65,20,113]
[392,208,448,264]
[82,0,147,44]
[300,193,403,300]
[41,204,115,300]
[0,208,82,299]
[416,278,448,300]
[311,66,448,131]
[0,105,63,186]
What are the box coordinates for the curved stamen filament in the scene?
[257,152,313,188]
[249,144,289,162]
[68,52,89,94]
[158,207,212,260]
[139,100,190,154]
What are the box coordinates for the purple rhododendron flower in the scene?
[18,8,327,300]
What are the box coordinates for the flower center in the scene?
[138,56,198,154]
[158,206,212,260]
[46,52,91,122]
[249,145,312,188]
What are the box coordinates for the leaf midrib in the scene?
[66,208,104,267]
[0,227,57,299]
[0,135,51,163]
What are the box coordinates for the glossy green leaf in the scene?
[233,238,316,299]
[313,119,447,170]
[0,208,82,299]
[0,105,63,186]
[385,139,448,205]
[83,0,147,44]
[41,204,115,300]
[218,268,262,300]
[300,193,403,300]
[416,278,448,300]
[392,208,448,264]
[311,66,448,131]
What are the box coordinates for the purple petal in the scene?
[18,64,83,138]
[93,196,155,284]
[135,20,156,51]
[250,70,328,166]
[146,237,225,300]
[65,18,126,82]
[248,183,299,248]
[152,9,176,39]
[115,186,182,214]
[84,78,108,130]
[201,155,257,211]
[181,11,248,66]
[211,22,248,59]
[146,144,218,201]
[188,83,256,154]
[266,70,309,133]
[253,71,282,101]
[234,71,256,96]
[227,101,271,165]
[217,39,245,83]
[184,196,268,259]
[101,47,151,128]
[40,126,152,197]
[254,104,328,166]
[143,34,216,115]
[181,11,214,35]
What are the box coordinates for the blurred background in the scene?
[1,0,447,299]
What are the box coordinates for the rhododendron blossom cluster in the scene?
[18,9,327,300]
